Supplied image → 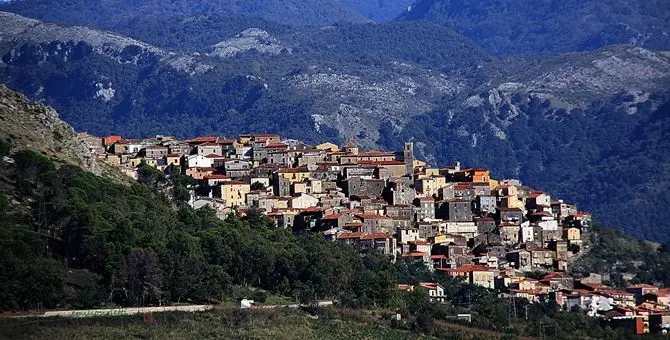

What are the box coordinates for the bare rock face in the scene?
[0,84,100,174]
[210,28,290,58]
[0,11,211,74]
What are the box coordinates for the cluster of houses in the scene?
[91,133,667,335]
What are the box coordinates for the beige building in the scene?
[221,181,251,208]
[415,176,446,197]
[315,142,339,151]
[289,194,319,209]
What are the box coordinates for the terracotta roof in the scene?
[166,153,181,158]
[431,255,447,259]
[218,139,236,144]
[360,233,391,240]
[418,282,439,289]
[527,192,546,199]
[321,213,342,220]
[265,143,288,148]
[337,232,364,239]
[199,142,220,147]
[357,151,395,157]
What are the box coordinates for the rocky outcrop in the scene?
[210,28,290,58]
[0,11,211,74]
[0,84,100,173]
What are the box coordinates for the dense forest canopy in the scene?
[399,0,670,55]
[0,0,367,27]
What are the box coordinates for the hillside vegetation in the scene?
[399,0,670,55]
[0,0,366,27]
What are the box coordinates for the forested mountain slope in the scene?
[0,0,366,27]
[399,0,670,55]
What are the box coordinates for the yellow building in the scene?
[221,181,251,208]
[563,227,581,242]
[315,142,339,151]
[130,157,158,168]
[166,154,181,167]
[278,167,311,183]
[497,185,524,209]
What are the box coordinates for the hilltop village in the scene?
[90,133,667,334]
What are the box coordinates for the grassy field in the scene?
[0,309,431,340]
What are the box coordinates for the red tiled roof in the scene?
[357,151,395,157]
[360,233,390,240]
[337,232,364,239]
[321,213,342,220]
[403,251,426,257]
[199,142,220,147]
[527,192,546,199]
[265,143,288,148]
[166,153,181,158]
[431,255,447,259]
[418,282,439,289]
[187,136,219,143]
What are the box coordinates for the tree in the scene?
[121,248,163,307]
